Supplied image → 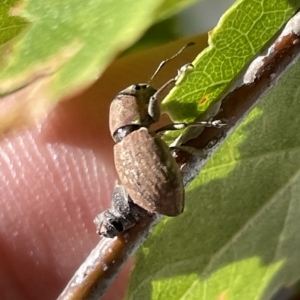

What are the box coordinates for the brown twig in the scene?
[57,215,160,300]
[57,11,300,300]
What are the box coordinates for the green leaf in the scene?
[128,48,300,300]
[0,0,29,46]
[0,0,196,133]
[0,0,193,99]
[162,0,300,122]
[155,0,199,21]
[126,1,300,300]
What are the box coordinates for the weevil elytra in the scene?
[94,43,224,238]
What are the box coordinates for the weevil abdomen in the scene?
[114,127,184,216]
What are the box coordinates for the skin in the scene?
[0,37,206,300]
[0,82,130,300]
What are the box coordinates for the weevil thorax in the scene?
[109,84,159,143]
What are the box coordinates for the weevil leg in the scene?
[94,185,153,238]
[94,185,135,238]
[170,145,207,159]
[112,185,151,218]
[94,209,124,238]
[155,119,226,134]
[111,185,131,215]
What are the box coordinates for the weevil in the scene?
[94,43,224,237]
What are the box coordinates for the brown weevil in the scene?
[94,43,225,238]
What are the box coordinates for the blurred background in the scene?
[128,0,235,53]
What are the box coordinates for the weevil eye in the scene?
[133,84,148,91]
[133,84,146,90]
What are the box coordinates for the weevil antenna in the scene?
[148,42,195,84]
